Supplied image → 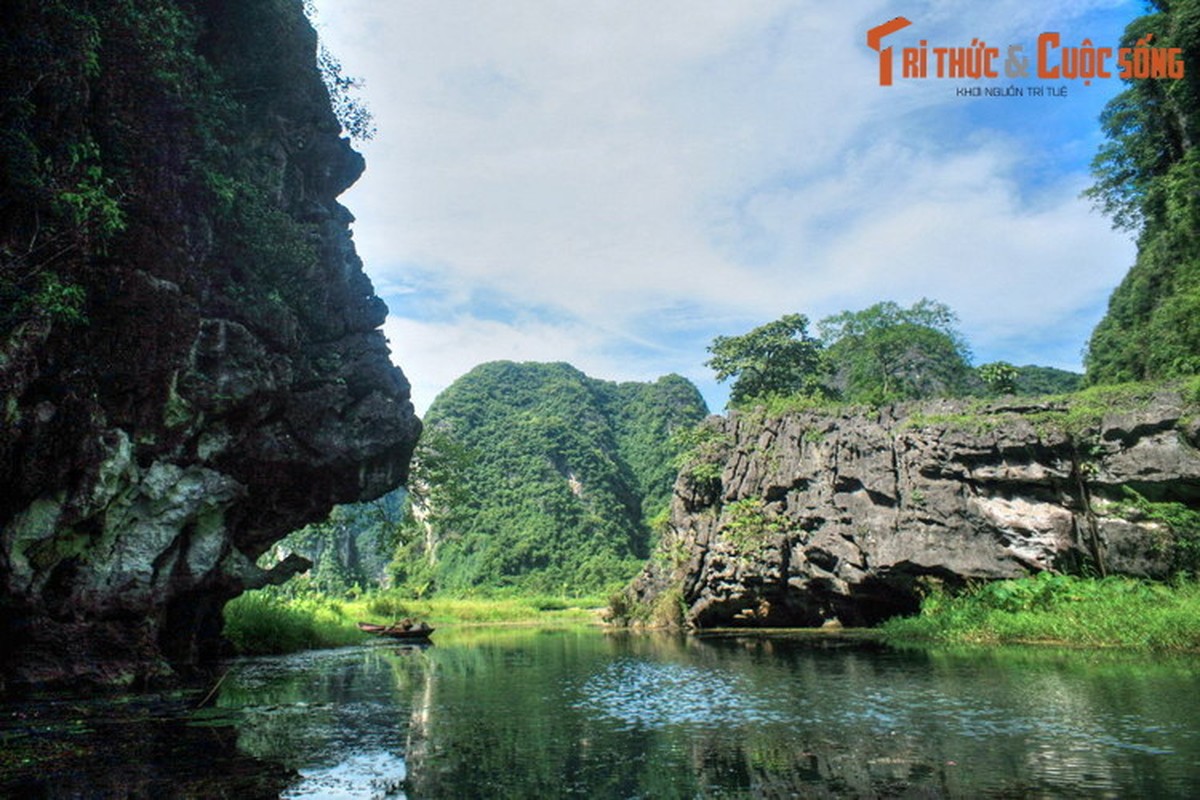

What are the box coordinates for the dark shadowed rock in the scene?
[0,1,420,689]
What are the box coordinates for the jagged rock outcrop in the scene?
[0,1,420,688]
[621,388,1200,628]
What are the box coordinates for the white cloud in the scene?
[314,0,1142,410]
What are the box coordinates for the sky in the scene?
[308,0,1143,414]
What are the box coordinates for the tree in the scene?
[818,299,972,404]
[1012,365,1082,396]
[1083,1,1200,383]
[705,313,828,406]
[978,361,1019,395]
[303,1,375,141]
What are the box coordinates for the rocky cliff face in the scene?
[620,388,1200,628]
[0,1,420,688]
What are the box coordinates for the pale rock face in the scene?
[625,391,1200,628]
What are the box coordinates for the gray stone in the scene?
[624,392,1200,629]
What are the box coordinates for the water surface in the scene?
[3,628,1200,797]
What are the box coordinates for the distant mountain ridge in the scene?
[398,361,708,596]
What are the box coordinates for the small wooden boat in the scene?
[357,620,435,641]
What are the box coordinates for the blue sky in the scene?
[309,0,1142,413]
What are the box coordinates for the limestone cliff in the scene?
[0,1,420,688]
[619,387,1200,628]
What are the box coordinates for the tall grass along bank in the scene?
[881,574,1200,651]
[222,590,605,655]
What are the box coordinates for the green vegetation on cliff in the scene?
[1085,0,1200,383]
[393,362,708,597]
[707,300,1075,410]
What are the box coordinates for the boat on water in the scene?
[357,620,435,641]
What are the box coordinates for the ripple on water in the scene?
[573,658,786,730]
[281,750,407,800]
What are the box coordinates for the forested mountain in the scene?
[1086,0,1200,382]
[394,362,708,596]
[1012,364,1082,395]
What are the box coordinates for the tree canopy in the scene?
[818,299,973,404]
[707,302,1081,407]
[705,313,828,405]
[1084,0,1200,382]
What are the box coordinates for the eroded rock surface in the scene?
[0,1,420,688]
[623,391,1200,628]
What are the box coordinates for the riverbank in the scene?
[879,574,1200,651]
[222,591,605,655]
[225,575,1200,656]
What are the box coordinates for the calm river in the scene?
[3,627,1200,798]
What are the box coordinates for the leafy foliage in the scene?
[720,497,786,557]
[275,491,408,595]
[819,299,973,404]
[1112,486,1200,573]
[705,302,1082,409]
[1012,364,1083,395]
[388,426,473,597]
[397,362,707,597]
[302,1,375,141]
[0,0,365,340]
[977,361,1019,395]
[670,419,731,487]
[1085,1,1200,383]
[705,313,829,406]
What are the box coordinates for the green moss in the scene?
[897,380,1185,440]
[1111,487,1200,573]
[720,497,786,557]
[162,371,193,430]
[801,428,826,444]
[1030,382,1162,436]
[900,410,1008,435]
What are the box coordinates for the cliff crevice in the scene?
[622,387,1200,629]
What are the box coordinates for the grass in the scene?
[362,592,604,626]
[222,590,606,655]
[881,573,1200,651]
[222,592,364,655]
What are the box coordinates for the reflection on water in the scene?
[575,658,787,728]
[3,629,1200,797]
[282,751,406,799]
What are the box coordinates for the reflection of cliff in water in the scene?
[366,630,1200,798]
[9,629,1195,797]
[0,693,293,798]
[219,646,422,797]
